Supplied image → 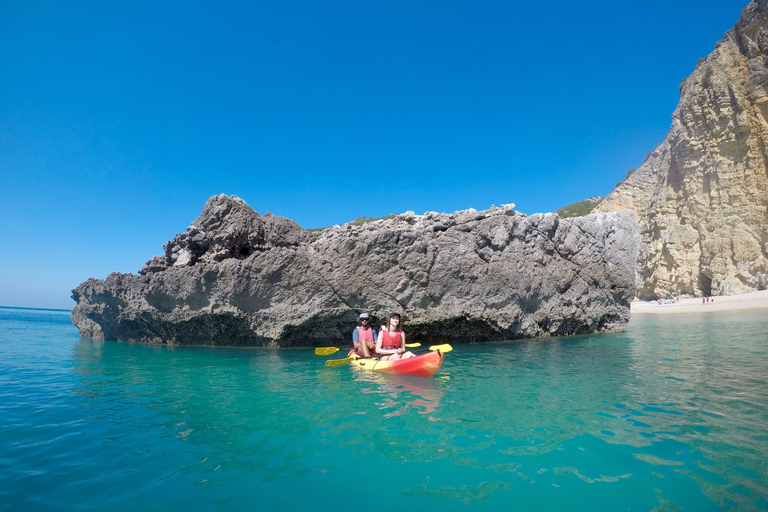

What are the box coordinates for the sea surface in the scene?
[1,307,767,511]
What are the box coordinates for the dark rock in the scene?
[71,194,639,347]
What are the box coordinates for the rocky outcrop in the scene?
[71,194,639,347]
[594,0,768,299]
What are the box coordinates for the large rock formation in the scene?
[71,194,639,347]
[594,0,768,299]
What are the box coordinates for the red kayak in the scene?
[346,349,444,377]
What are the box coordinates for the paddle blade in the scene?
[429,344,453,353]
[315,347,340,355]
[405,343,421,348]
[325,357,355,367]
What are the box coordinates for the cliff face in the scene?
[594,0,768,299]
[71,194,639,347]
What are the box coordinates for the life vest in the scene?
[356,327,375,356]
[381,330,402,349]
[357,327,375,342]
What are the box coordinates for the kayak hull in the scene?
[347,350,444,377]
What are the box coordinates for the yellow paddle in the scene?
[419,344,452,353]
[315,343,420,356]
[324,344,451,367]
[325,356,362,367]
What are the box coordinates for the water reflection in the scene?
[351,370,445,418]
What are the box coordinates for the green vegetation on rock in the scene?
[348,213,398,226]
[555,197,602,218]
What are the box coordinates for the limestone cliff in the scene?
[71,194,639,347]
[594,0,768,299]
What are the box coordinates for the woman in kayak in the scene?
[375,313,415,361]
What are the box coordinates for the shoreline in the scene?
[631,290,768,316]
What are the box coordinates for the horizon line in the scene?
[0,306,72,312]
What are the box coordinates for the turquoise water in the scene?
[2,307,767,511]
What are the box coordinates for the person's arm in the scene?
[352,328,359,349]
[399,332,406,354]
[375,330,385,355]
[366,329,377,355]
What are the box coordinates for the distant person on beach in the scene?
[352,313,377,357]
[376,313,415,361]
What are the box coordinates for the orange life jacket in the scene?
[356,327,376,356]
[357,327,375,342]
[381,330,401,349]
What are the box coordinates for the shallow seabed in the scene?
[1,307,767,511]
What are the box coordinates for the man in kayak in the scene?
[352,313,377,357]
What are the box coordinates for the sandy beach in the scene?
[631,289,768,315]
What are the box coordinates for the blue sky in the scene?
[1,0,750,309]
